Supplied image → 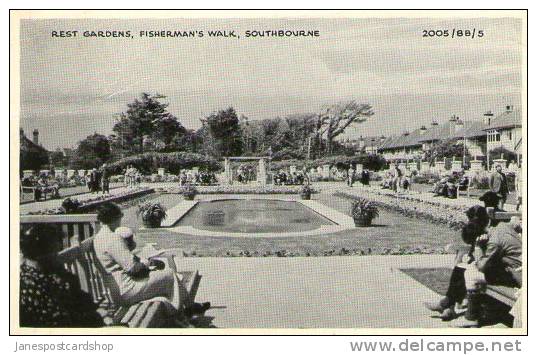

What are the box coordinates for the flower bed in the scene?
[158,185,318,195]
[335,189,468,230]
[26,187,154,215]
[168,245,448,258]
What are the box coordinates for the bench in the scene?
[20,215,201,328]
[58,237,201,327]
[21,183,59,202]
[456,181,472,198]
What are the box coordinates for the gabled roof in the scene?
[483,110,522,131]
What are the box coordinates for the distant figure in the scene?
[361,169,370,186]
[347,167,355,187]
[101,163,110,195]
[490,164,509,210]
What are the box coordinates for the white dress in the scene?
[93,225,186,309]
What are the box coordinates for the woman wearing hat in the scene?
[19,224,103,327]
[93,203,209,321]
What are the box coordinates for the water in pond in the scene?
[176,199,334,233]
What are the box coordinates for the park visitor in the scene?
[489,164,509,210]
[93,203,210,323]
[19,224,103,328]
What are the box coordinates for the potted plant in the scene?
[182,184,198,201]
[137,202,167,228]
[351,198,379,227]
[300,184,314,200]
[61,197,82,214]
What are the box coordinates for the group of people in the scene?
[179,171,217,186]
[124,165,142,188]
[21,174,61,200]
[19,202,211,328]
[85,164,110,194]
[424,203,522,327]
[380,166,411,192]
[433,171,470,199]
[346,167,371,187]
[273,170,307,185]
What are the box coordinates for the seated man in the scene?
[424,220,485,321]
[433,176,449,196]
[453,219,522,327]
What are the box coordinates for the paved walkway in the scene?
[177,254,456,328]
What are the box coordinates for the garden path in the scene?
[175,254,510,329]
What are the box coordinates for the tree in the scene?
[70,133,111,169]
[49,148,67,167]
[201,107,243,157]
[112,93,185,154]
[317,101,374,154]
[489,147,518,165]
[424,138,468,163]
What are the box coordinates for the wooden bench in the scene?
[20,215,201,328]
[58,237,201,327]
[485,285,517,308]
[21,184,59,202]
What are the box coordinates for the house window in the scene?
[496,132,501,142]
[508,131,512,140]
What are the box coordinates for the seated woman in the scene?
[93,203,209,319]
[19,224,103,328]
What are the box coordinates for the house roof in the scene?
[483,110,522,131]
[20,133,48,154]
[378,118,489,151]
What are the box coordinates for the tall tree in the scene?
[112,93,185,154]
[201,107,243,157]
[317,101,374,154]
[70,133,111,169]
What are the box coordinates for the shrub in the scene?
[181,184,198,200]
[106,152,221,176]
[61,197,82,213]
[137,202,167,227]
[350,198,379,220]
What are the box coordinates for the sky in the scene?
[19,17,523,150]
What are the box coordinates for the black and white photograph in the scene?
[10,10,527,334]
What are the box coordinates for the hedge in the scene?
[107,152,221,175]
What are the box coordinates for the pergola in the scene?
[223,156,271,185]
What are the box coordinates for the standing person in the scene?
[347,166,355,187]
[101,163,110,195]
[19,224,103,328]
[489,164,509,210]
[89,168,97,193]
[361,169,370,186]
[124,166,130,188]
[394,165,403,193]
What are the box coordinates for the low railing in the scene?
[20,214,100,248]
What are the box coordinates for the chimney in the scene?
[506,105,513,113]
[483,111,494,125]
[32,129,39,145]
[403,131,410,136]
[419,125,427,135]
[431,120,439,126]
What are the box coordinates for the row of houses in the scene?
[343,106,522,166]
